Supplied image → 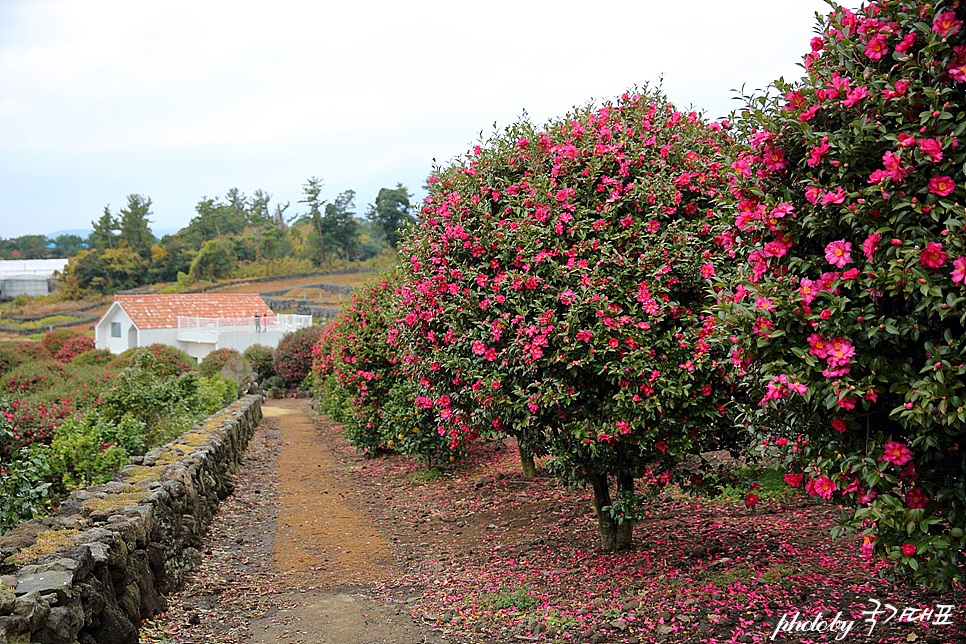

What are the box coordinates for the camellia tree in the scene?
[313,274,458,464]
[715,0,966,588]
[392,87,742,551]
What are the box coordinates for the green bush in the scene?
[111,344,196,376]
[70,348,113,367]
[196,374,238,415]
[0,445,53,533]
[199,348,243,378]
[243,344,275,382]
[49,414,146,489]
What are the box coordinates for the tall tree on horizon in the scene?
[89,206,118,250]
[117,194,156,259]
[367,183,415,249]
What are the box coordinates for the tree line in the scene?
[0,179,417,295]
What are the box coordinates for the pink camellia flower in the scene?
[865,33,889,60]
[821,187,847,205]
[762,146,787,171]
[745,493,760,508]
[901,544,917,557]
[837,396,856,410]
[810,36,824,52]
[919,138,943,163]
[895,32,917,53]
[575,330,592,342]
[920,241,948,268]
[825,240,852,268]
[861,534,875,558]
[906,487,929,509]
[928,175,956,196]
[862,232,881,261]
[559,289,576,305]
[833,418,846,432]
[472,340,487,355]
[826,337,855,367]
[784,473,804,487]
[952,257,966,284]
[880,440,912,466]
[655,440,668,453]
[799,278,818,305]
[933,10,962,36]
[811,476,837,500]
[843,85,868,107]
[858,489,877,504]
[808,139,830,166]
[700,263,715,278]
[646,219,661,232]
[808,333,830,358]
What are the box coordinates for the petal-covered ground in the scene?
[322,419,965,644]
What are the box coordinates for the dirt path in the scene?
[141,399,437,644]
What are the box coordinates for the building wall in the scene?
[95,305,137,353]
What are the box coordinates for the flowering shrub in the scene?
[274,326,324,389]
[312,276,456,464]
[393,87,739,550]
[243,344,275,383]
[1,359,71,396]
[199,348,243,378]
[716,0,966,588]
[0,398,75,456]
[111,343,195,376]
[40,328,84,356]
[70,348,113,367]
[0,342,49,375]
[54,335,95,364]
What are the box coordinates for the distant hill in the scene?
[45,227,180,239]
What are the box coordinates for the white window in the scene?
[111,322,121,338]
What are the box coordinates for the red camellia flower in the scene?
[919,241,948,268]
[745,493,760,508]
[901,544,917,557]
[784,473,804,487]
[832,418,846,432]
[880,440,913,466]
[927,175,955,196]
[905,487,929,509]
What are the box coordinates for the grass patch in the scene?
[411,466,448,482]
[483,585,536,611]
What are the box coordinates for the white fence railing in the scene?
[176,314,312,341]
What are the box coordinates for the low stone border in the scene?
[0,395,262,644]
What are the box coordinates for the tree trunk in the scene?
[615,473,635,550]
[518,444,537,478]
[589,473,618,552]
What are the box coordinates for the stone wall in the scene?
[0,395,262,644]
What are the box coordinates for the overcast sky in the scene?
[0,0,847,240]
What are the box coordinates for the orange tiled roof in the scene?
[111,294,274,329]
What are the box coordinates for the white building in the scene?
[94,293,313,361]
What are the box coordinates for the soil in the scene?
[141,399,966,644]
